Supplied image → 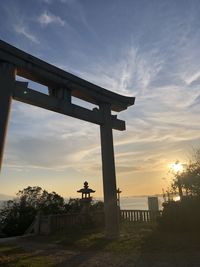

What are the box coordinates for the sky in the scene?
[0,0,200,198]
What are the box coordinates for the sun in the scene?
[169,161,184,173]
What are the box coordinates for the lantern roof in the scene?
[77,181,95,194]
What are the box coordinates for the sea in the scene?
[0,196,164,210]
[94,196,164,210]
[119,196,164,210]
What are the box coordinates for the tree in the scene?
[17,186,43,208]
[159,149,200,231]
[0,199,36,236]
[91,200,104,211]
[0,186,65,236]
[172,149,200,197]
[38,190,65,215]
[64,198,82,213]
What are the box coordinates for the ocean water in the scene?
[120,196,164,210]
[94,196,164,210]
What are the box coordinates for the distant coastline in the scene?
[0,194,13,201]
[94,195,164,210]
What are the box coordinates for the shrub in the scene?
[159,196,200,231]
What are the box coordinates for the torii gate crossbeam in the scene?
[0,40,135,238]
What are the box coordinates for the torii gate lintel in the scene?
[0,40,135,239]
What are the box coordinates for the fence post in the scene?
[139,211,143,222]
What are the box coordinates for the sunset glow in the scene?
[169,162,184,174]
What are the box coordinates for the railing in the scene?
[50,213,81,232]
[25,211,105,235]
[25,210,162,235]
[121,210,162,223]
[50,211,104,233]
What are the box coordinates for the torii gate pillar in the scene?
[0,63,15,170]
[100,103,119,238]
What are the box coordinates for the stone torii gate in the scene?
[0,40,135,238]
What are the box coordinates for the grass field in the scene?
[0,244,54,267]
[1,223,200,267]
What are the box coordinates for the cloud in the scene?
[4,133,100,171]
[38,11,65,26]
[14,25,39,44]
[40,0,74,3]
[1,3,39,45]
[116,165,142,173]
[41,0,51,3]
[72,44,164,98]
[5,101,100,171]
[191,94,200,108]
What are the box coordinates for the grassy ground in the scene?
[48,222,155,254]
[1,223,200,266]
[0,244,54,267]
[0,223,153,267]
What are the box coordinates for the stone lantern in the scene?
[77,181,95,214]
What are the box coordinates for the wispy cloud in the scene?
[40,0,74,3]
[38,11,65,26]
[2,3,39,45]
[40,0,51,3]
[14,25,39,44]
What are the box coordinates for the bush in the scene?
[158,196,200,231]
[0,186,65,237]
